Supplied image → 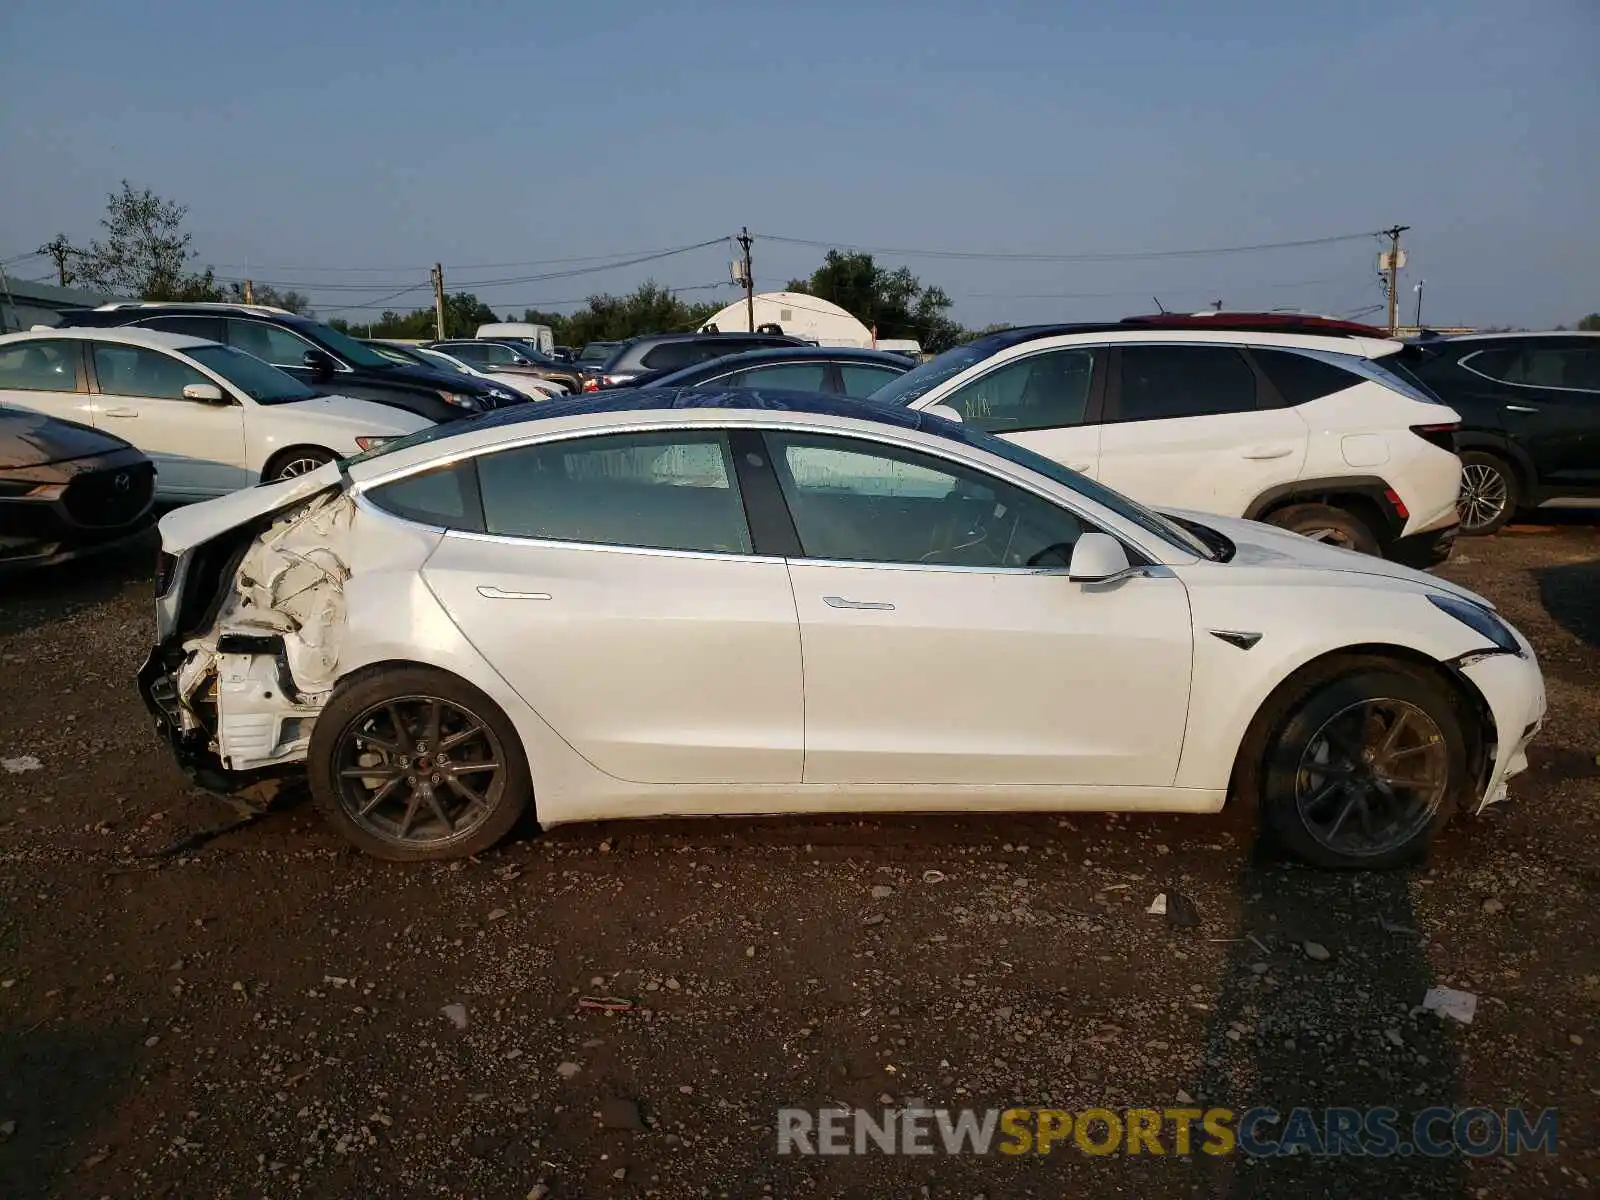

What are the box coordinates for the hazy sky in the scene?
[3,0,1595,330]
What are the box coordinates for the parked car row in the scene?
[2,301,1593,571]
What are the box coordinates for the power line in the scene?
[207,240,731,275]
[756,230,1379,264]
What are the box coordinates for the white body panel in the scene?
[786,560,1191,785]
[1097,407,1309,514]
[419,533,803,785]
[92,385,249,496]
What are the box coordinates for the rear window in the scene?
[1252,348,1363,405]
[640,342,722,372]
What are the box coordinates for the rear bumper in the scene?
[137,646,289,793]
[1388,521,1459,569]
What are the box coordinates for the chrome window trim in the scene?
[1459,349,1600,396]
[349,416,1190,565]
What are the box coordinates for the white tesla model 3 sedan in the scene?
[138,389,1545,867]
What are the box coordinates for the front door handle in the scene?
[101,407,139,418]
[1241,445,1292,460]
[823,595,895,612]
[476,586,552,600]
[1504,404,1539,413]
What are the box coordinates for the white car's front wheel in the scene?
[1250,658,1470,868]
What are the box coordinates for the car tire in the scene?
[1456,451,1519,535]
[308,665,532,862]
[264,447,337,481]
[1264,503,1381,556]
[1251,659,1469,869]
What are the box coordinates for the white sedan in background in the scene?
[0,328,429,500]
[140,389,1544,868]
[365,341,567,400]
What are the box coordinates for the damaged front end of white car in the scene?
[139,471,356,792]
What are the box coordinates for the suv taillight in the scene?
[1409,422,1459,452]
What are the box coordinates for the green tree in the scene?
[69,182,223,300]
[787,250,965,352]
[1578,313,1600,331]
[559,282,720,348]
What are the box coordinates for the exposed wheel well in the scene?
[1227,644,1495,811]
[261,444,338,479]
[1256,490,1392,547]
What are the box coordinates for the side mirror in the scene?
[182,382,227,404]
[301,349,337,381]
[924,403,963,423]
[511,355,531,366]
[1067,532,1134,583]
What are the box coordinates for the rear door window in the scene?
[0,338,83,392]
[136,315,225,341]
[476,431,753,555]
[1252,348,1363,405]
[736,362,829,391]
[839,363,905,398]
[1114,346,1258,422]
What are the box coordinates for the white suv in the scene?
[871,316,1463,566]
[0,328,429,501]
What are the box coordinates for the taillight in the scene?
[582,377,600,393]
[1409,422,1459,452]
[1383,488,1410,520]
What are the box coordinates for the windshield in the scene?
[953,425,1214,558]
[867,340,997,405]
[186,345,319,405]
[367,342,424,366]
[304,320,395,369]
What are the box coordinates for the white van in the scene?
[476,322,554,356]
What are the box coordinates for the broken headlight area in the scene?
[140,490,356,786]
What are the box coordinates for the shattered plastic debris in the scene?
[441,1003,469,1030]
[1147,893,1168,915]
[2,756,42,774]
[1421,986,1478,1025]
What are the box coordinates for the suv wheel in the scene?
[1264,503,1380,556]
[1457,451,1518,535]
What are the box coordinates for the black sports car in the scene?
[0,407,156,572]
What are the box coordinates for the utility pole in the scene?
[1381,225,1410,336]
[737,228,754,332]
[40,236,74,287]
[242,279,256,305]
[430,263,447,339]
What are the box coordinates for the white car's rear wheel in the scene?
[265,447,336,481]
[309,666,531,861]
[1264,503,1380,556]
[1254,661,1469,868]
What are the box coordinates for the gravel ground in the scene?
[0,521,1596,1199]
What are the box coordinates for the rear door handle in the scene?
[1241,445,1293,460]
[101,407,139,418]
[476,586,552,600]
[1504,404,1539,413]
[823,595,895,611]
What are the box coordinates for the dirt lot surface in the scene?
[1,522,1596,1199]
